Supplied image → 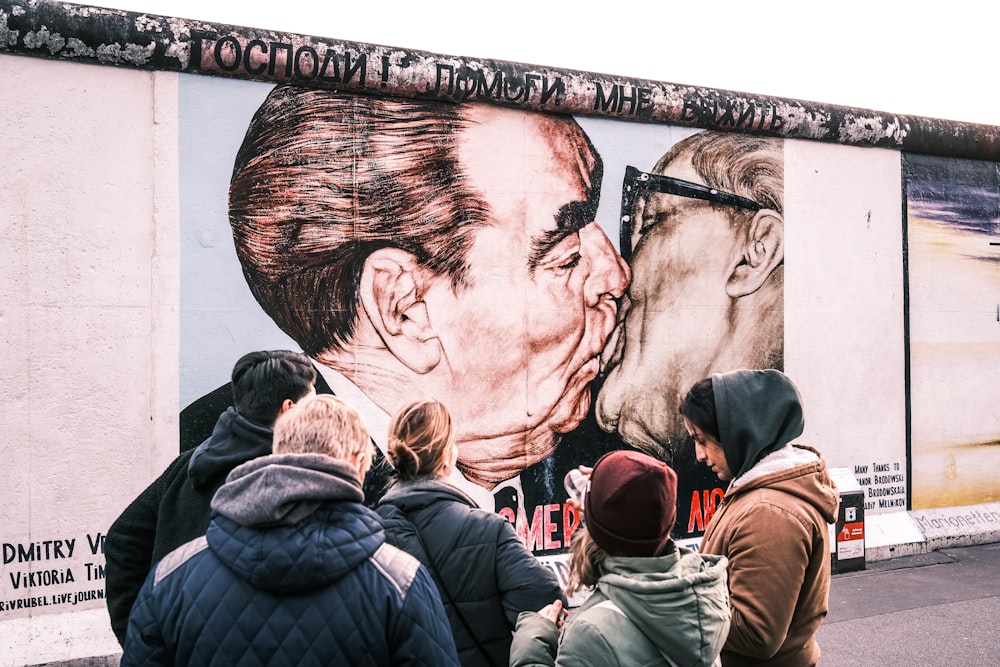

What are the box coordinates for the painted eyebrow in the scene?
[528,199,597,271]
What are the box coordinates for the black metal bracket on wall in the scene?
[2,0,998,161]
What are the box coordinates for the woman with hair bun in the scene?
[377,399,564,667]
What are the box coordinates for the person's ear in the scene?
[726,209,783,298]
[348,449,370,482]
[438,441,459,476]
[359,248,441,374]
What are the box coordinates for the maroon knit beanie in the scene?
[585,450,678,557]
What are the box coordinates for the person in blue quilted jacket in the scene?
[122,394,460,666]
[106,349,317,646]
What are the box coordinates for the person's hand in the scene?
[538,600,567,629]
[564,466,593,513]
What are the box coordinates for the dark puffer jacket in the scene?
[105,407,273,645]
[122,454,459,666]
[377,479,564,667]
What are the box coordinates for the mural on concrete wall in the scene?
[177,78,789,555]
[175,77,935,555]
[904,153,1000,508]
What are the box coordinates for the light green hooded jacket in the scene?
[510,545,730,667]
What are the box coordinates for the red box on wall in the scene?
[829,467,866,574]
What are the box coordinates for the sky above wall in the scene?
[93,0,998,126]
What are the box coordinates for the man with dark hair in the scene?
[185,85,629,514]
[106,349,316,646]
[123,394,459,665]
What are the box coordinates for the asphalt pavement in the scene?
[817,541,1000,666]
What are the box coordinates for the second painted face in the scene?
[597,152,742,458]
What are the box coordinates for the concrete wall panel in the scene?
[0,56,178,661]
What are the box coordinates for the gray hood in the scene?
[211,453,363,527]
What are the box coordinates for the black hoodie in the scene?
[104,408,272,645]
[713,369,806,479]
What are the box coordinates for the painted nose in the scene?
[580,222,630,306]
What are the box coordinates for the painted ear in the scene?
[726,209,784,298]
[359,248,441,374]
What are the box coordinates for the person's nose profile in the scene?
[580,222,630,305]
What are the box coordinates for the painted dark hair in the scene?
[228,86,489,356]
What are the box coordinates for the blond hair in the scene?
[387,399,454,480]
[273,394,372,462]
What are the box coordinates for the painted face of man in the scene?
[420,108,629,487]
[596,153,744,459]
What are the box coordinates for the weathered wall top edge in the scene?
[2,0,998,160]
